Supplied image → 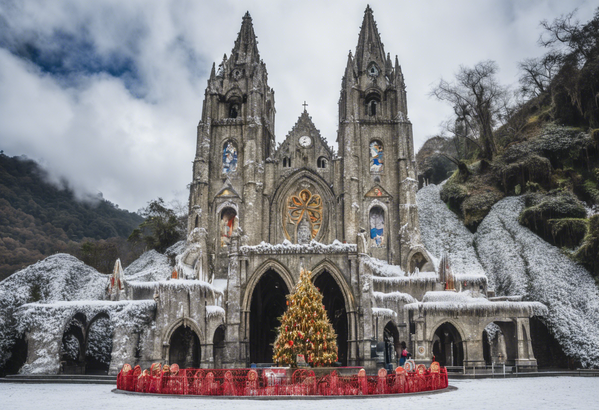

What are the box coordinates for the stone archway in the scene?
[169,325,201,369]
[432,322,464,366]
[313,270,348,366]
[84,313,113,375]
[249,269,290,364]
[60,313,87,374]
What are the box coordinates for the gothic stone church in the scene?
[163,6,541,371]
[18,7,541,376]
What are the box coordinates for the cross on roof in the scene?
[302,101,308,112]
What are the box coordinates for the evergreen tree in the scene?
[273,268,338,367]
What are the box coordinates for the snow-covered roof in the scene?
[405,290,547,317]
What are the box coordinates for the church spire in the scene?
[354,5,386,74]
[231,11,260,65]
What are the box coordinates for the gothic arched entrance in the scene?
[169,325,201,368]
[249,269,290,364]
[313,270,348,366]
[432,322,464,366]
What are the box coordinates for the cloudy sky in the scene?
[1,0,597,212]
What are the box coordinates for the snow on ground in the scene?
[0,378,595,410]
[417,184,486,280]
[475,196,599,368]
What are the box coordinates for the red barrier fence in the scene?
[117,365,448,396]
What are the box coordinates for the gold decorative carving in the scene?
[283,189,323,242]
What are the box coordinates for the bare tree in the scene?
[539,8,599,64]
[431,60,509,160]
[518,55,560,98]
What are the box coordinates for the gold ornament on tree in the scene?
[273,268,338,367]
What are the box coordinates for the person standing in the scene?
[399,341,411,366]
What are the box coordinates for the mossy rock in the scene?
[499,154,552,194]
[461,189,505,232]
[440,179,468,215]
[573,215,599,280]
[547,218,588,248]
[519,190,587,246]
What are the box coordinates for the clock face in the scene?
[299,136,312,148]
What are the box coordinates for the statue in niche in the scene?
[297,214,312,244]
[283,189,323,243]
[370,141,384,172]
[222,142,238,174]
[369,207,385,247]
[220,208,238,247]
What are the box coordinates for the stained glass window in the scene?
[222,142,238,174]
[370,141,384,172]
[369,207,384,247]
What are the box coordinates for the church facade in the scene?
[17,7,545,376]
[177,7,541,370]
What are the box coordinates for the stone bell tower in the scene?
[338,6,424,270]
[188,12,275,276]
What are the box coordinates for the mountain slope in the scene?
[0,153,144,279]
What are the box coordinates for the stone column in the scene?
[224,232,244,367]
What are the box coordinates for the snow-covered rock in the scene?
[0,254,107,368]
[417,184,486,282]
[123,250,171,282]
[475,196,599,368]
[418,183,599,368]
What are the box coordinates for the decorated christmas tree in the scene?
[273,268,338,367]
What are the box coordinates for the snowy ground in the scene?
[1,378,596,410]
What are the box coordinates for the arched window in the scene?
[194,215,199,229]
[317,157,328,169]
[369,140,384,172]
[369,206,385,247]
[283,157,291,168]
[369,100,377,116]
[365,93,381,117]
[229,103,240,118]
[222,141,238,174]
[220,207,238,247]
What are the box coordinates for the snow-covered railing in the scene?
[241,240,357,255]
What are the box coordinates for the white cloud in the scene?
[0,0,595,211]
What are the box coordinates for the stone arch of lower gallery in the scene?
[169,324,201,369]
[84,312,113,375]
[313,270,348,366]
[213,325,226,369]
[384,321,400,366]
[60,312,87,374]
[431,322,464,367]
[482,320,524,367]
[249,269,290,364]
